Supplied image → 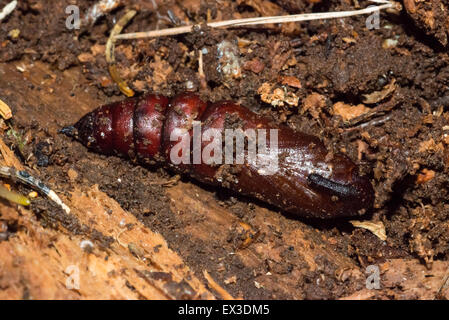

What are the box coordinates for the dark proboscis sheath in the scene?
[62,92,374,219]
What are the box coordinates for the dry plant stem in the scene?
[0,0,17,22]
[198,50,207,90]
[149,174,180,187]
[343,114,393,132]
[0,166,71,214]
[114,1,398,40]
[106,10,137,97]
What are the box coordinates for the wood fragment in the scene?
[238,221,259,248]
[340,96,399,128]
[416,168,435,184]
[279,75,302,89]
[0,98,12,120]
[333,102,371,122]
[0,137,21,168]
[350,220,387,241]
[105,10,137,97]
[0,137,70,213]
[203,270,236,300]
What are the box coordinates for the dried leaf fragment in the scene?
[362,79,397,104]
[350,220,387,241]
[203,270,236,300]
[333,102,370,122]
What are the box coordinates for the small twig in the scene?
[198,50,207,90]
[149,174,181,187]
[203,270,237,300]
[0,166,71,214]
[0,0,17,22]
[343,113,393,132]
[106,10,137,97]
[114,1,399,40]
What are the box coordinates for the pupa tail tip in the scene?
[60,125,77,138]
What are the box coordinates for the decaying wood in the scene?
[0,136,213,299]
